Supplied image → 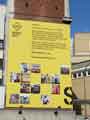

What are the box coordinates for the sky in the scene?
[0,0,90,38]
[0,0,6,4]
[70,0,90,38]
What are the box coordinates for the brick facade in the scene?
[14,0,64,22]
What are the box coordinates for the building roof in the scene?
[72,56,90,63]
[72,60,90,70]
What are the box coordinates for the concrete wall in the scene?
[74,33,90,56]
[0,109,75,120]
[72,77,90,116]
[1,109,90,120]
[72,77,90,99]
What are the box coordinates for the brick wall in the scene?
[14,0,64,21]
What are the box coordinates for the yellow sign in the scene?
[6,19,72,109]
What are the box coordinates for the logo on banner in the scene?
[12,22,22,37]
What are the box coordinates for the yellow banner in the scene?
[6,19,72,109]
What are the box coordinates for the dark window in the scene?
[78,72,81,77]
[0,79,3,86]
[82,70,86,76]
[87,69,90,75]
[0,40,4,49]
[0,59,3,85]
[73,73,77,79]
[0,59,3,69]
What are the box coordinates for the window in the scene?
[0,79,3,86]
[82,70,86,76]
[72,71,84,79]
[0,59,3,85]
[0,40,4,49]
[77,72,82,78]
[87,69,90,76]
[72,72,77,79]
[0,59,3,69]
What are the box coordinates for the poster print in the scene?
[6,19,72,109]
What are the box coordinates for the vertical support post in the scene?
[83,69,88,120]
[64,0,70,17]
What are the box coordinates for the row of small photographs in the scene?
[20,63,40,73]
[10,94,50,105]
[9,94,29,104]
[20,83,60,95]
[20,84,40,94]
[20,63,70,75]
[10,73,60,84]
[10,73,30,83]
[41,74,60,84]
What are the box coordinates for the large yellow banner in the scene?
[6,19,72,109]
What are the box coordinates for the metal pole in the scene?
[84,75,86,117]
[83,69,88,120]
[83,61,90,120]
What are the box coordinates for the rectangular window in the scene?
[87,69,90,76]
[0,79,3,86]
[77,72,82,78]
[0,40,4,49]
[0,59,3,69]
[72,73,77,79]
[0,59,3,85]
[82,70,86,76]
